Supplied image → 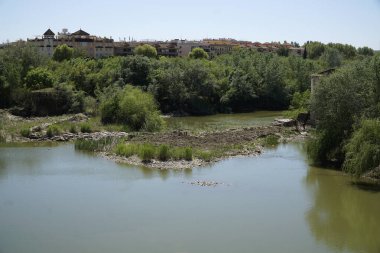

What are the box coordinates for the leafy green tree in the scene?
[305,42,325,59]
[53,44,74,62]
[24,67,54,90]
[320,47,343,68]
[148,59,188,114]
[327,43,357,59]
[277,46,289,57]
[120,56,152,87]
[0,43,46,107]
[357,46,374,56]
[343,119,380,176]
[189,47,209,60]
[308,60,374,165]
[134,44,158,58]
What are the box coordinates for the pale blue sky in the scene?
[0,0,379,49]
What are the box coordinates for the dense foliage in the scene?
[308,54,380,175]
[99,85,164,131]
[0,41,377,134]
[343,119,380,176]
[189,47,209,59]
[134,44,158,58]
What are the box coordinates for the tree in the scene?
[320,47,342,68]
[134,44,158,58]
[357,46,374,56]
[305,42,325,59]
[24,67,54,90]
[343,119,380,176]
[277,46,289,57]
[53,44,74,62]
[308,60,374,165]
[189,47,209,60]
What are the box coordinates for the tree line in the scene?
[0,41,377,133]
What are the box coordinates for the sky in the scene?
[0,0,380,49]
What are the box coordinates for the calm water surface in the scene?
[0,143,379,253]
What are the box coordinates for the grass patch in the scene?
[69,125,77,134]
[46,125,61,137]
[158,145,170,161]
[184,147,193,161]
[139,144,155,162]
[20,128,31,138]
[262,134,280,147]
[114,143,210,162]
[195,150,213,162]
[75,136,121,152]
[80,123,92,133]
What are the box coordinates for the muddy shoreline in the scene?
[96,125,307,170]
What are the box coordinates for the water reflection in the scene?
[305,167,380,253]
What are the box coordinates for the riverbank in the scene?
[96,125,307,170]
[0,110,307,169]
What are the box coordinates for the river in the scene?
[1,141,379,253]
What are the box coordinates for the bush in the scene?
[75,137,118,151]
[115,143,138,157]
[100,85,164,131]
[69,125,77,134]
[158,145,170,161]
[138,144,155,162]
[46,125,61,137]
[20,128,30,137]
[80,123,92,133]
[196,150,213,162]
[263,135,280,147]
[343,119,380,176]
[184,147,193,161]
[25,67,54,90]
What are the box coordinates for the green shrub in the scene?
[100,85,164,132]
[158,145,170,161]
[69,125,77,134]
[343,119,380,176]
[80,123,92,133]
[138,144,155,162]
[184,147,193,161]
[115,143,138,157]
[75,137,119,151]
[263,135,280,147]
[196,150,213,162]
[46,125,61,137]
[20,128,30,138]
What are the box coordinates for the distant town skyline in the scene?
[1,0,380,49]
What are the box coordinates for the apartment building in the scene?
[27,29,114,58]
[25,29,305,59]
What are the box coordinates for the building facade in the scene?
[27,29,114,58]
[26,29,305,59]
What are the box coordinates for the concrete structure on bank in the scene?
[24,29,305,59]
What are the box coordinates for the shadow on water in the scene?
[351,181,380,193]
[305,167,380,253]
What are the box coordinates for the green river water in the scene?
[0,112,379,253]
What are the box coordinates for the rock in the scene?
[65,113,88,123]
[363,166,380,180]
[188,180,222,187]
[273,118,296,127]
